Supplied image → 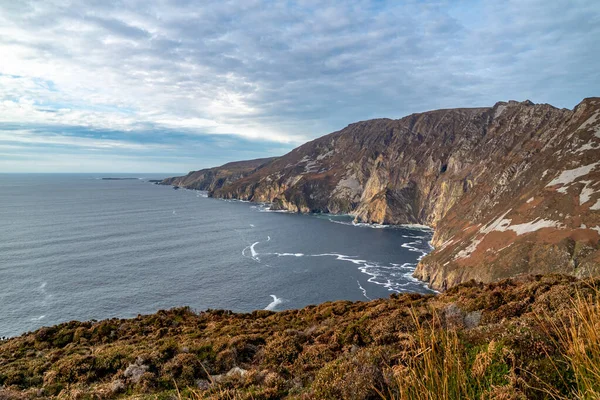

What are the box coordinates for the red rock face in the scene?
[165,98,600,291]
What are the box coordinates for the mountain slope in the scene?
[161,157,276,192]
[165,98,600,291]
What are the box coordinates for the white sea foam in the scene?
[402,235,427,239]
[265,295,283,311]
[326,218,433,233]
[249,224,255,227]
[30,315,46,321]
[401,240,429,260]
[267,236,271,241]
[271,251,432,293]
[399,223,433,231]
[37,282,52,307]
[249,241,260,261]
[357,280,371,300]
[391,263,415,269]
[259,207,289,213]
[327,218,389,229]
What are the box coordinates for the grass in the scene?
[1,274,600,399]
[379,309,522,400]
[535,284,600,400]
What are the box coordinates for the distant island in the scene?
[101,177,140,180]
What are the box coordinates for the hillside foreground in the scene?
[1,274,600,399]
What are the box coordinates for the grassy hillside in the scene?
[1,274,599,399]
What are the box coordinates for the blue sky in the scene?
[0,0,598,173]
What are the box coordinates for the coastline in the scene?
[172,185,438,292]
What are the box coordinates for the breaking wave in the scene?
[266,251,433,293]
[356,280,371,300]
[265,295,283,311]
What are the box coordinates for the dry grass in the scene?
[2,275,600,399]
[380,309,469,400]
[379,309,524,400]
[380,285,600,400]
[536,285,600,400]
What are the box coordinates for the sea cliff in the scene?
[164,98,600,291]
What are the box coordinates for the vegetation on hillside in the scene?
[1,274,599,399]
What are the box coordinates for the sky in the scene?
[0,0,598,173]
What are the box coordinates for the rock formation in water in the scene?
[164,98,600,291]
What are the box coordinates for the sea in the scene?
[0,174,435,338]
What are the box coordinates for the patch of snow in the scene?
[454,209,564,260]
[591,199,600,211]
[455,237,484,259]
[576,142,600,153]
[541,170,549,178]
[526,197,534,203]
[478,214,562,236]
[546,162,600,189]
[480,209,513,235]
[505,219,563,235]
[579,181,596,205]
[455,210,512,259]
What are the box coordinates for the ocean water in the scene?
[0,174,434,337]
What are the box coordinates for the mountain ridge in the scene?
[163,98,600,291]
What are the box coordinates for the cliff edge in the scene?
[164,98,600,291]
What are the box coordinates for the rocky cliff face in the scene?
[165,98,600,291]
[160,157,276,191]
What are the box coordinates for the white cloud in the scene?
[0,129,172,151]
[0,0,598,171]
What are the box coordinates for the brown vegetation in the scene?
[1,274,600,399]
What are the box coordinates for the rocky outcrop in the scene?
[165,98,600,290]
[160,157,276,191]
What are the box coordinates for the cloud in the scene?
[0,0,598,172]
